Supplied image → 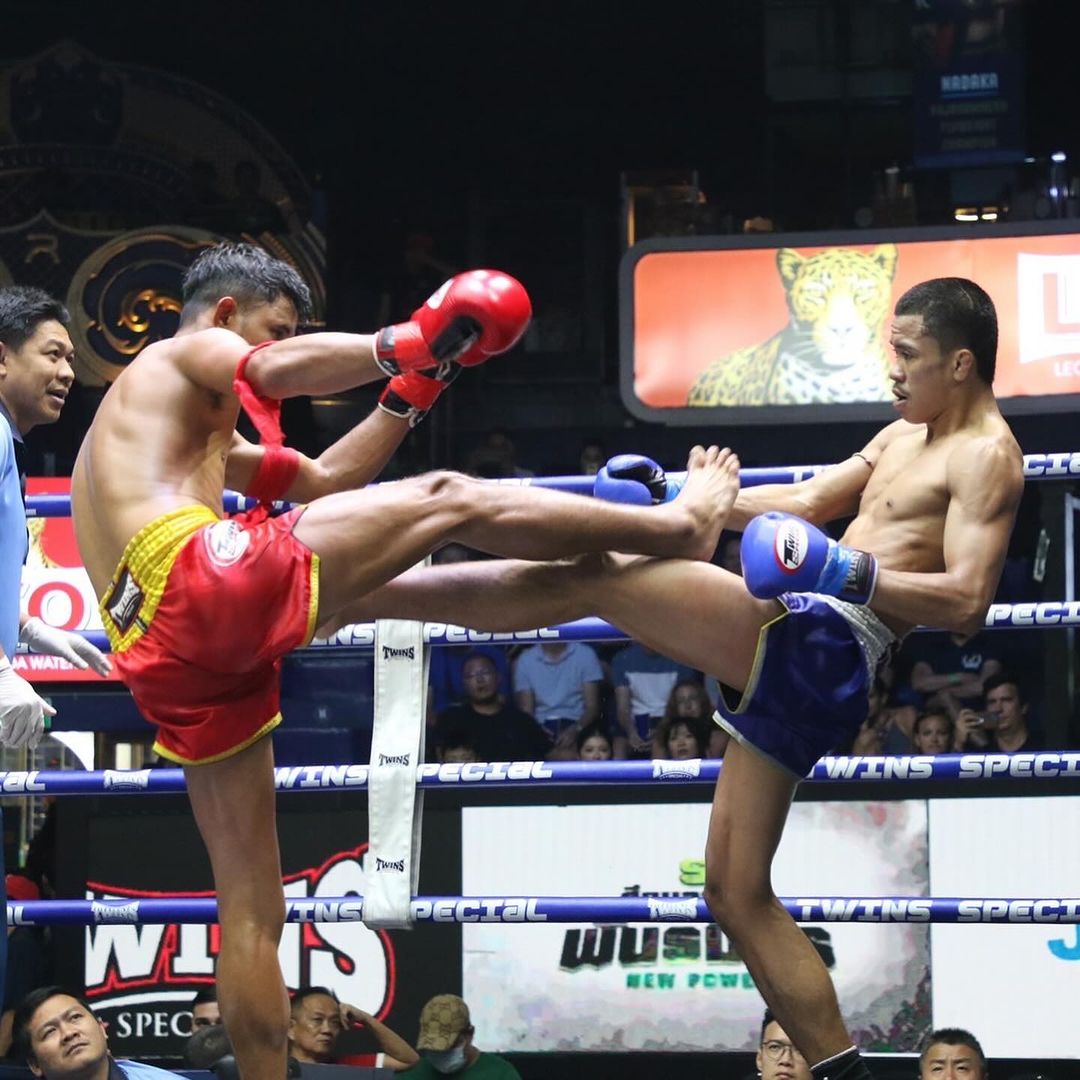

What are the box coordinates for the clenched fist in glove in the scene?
[375,270,531,425]
[20,616,112,676]
[0,656,54,749]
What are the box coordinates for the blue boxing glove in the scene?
[741,511,878,605]
[593,454,683,505]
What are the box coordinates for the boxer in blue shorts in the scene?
[330,278,1024,1080]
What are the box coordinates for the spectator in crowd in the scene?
[435,652,551,762]
[12,986,182,1077]
[578,438,607,477]
[189,984,220,1032]
[904,629,1003,717]
[758,1008,812,1080]
[376,227,459,327]
[652,712,710,760]
[183,1024,232,1070]
[918,1027,988,1080]
[410,993,520,1078]
[439,735,479,764]
[464,428,535,479]
[288,986,418,1071]
[611,641,697,757]
[513,641,605,759]
[428,641,512,718]
[848,674,919,756]
[910,709,955,756]
[662,679,728,758]
[576,721,614,761]
[955,674,1038,753]
[0,873,51,1058]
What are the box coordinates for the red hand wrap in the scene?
[247,444,301,504]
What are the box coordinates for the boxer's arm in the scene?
[870,438,1023,635]
[175,327,385,398]
[225,406,410,501]
[727,420,913,528]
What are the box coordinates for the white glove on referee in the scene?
[0,656,53,748]
[19,616,112,676]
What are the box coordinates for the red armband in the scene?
[247,445,301,505]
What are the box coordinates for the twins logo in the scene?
[381,645,416,661]
[202,520,250,568]
[83,844,396,1049]
[378,753,411,767]
[103,770,153,791]
[775,520,808,573]
[375,857,406,873]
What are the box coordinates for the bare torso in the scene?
[71,332,241,596]
[839,410,1022,636]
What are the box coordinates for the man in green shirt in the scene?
[407,994,520,1078]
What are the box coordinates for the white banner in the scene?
[462,800,928,1052]
[929,795,1080,1058]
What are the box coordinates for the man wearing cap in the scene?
[411,994,520,1077]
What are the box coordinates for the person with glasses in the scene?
[759,1009,812,1080]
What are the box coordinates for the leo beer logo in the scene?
[1017,253,1080,373]
[84,844,396,1050]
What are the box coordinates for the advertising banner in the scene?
[623,227,1080,425]
[18,477,117,683]
[462,801,929,1052]
[57,797,461,1060]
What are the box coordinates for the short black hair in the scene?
[12,986,96,1064]
[894,277,998,384]
[576,721,612,754]
[191,984,218,1006]
[185,1024,233,1068]
[920,1027,988,1074]
[181,241,312,323]
[983,672,1025,704]
[760,1007,777,1043]
[0,286,69,351]
[290,985,339,1015]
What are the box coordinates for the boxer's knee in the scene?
[703,845,774,935]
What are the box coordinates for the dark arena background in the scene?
[2,1,1080,1077]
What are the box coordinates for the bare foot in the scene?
[669,444,740,560]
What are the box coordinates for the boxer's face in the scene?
[888,314,951,424]
[234,295,299,346]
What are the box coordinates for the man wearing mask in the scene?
[411,994,520,1078]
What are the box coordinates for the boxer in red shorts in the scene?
[71,242,737,1079]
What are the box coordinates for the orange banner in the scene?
[630,230,1080,410]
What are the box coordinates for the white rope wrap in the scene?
[363,616,428,928]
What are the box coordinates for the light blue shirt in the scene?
[115,1060,187,1078]
[0,400,27,661]
[512,642,603,724]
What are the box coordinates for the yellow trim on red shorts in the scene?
[99,506,219,654]
[303,553,321,645]
[152,711,284,766]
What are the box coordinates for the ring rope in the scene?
[8,895,1080,926]
[3,752,1077,798]
[21,450,1080,518]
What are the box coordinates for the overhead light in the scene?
[1051,151,1067,163]
[980,209,999,221]
[954,207,979,222]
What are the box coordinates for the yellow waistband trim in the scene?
[100,505,219,654]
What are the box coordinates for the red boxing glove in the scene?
[374,269,531,376]
[378,369,458,427]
